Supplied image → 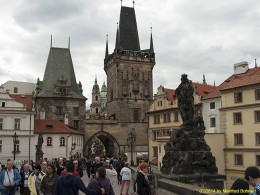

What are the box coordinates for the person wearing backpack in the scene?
[115,158,124,185]
[88,167,115,195]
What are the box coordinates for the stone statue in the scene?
[175,74,194,125]
[37,133,44,152]
[161,74,218,175]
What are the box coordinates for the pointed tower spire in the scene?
[50,35,52,48]
[133,1,135,8]
[105,34,109,59]
[121,0,122,6]
[214,80,216,86]
[68,36,70,49]
[150,26,154,53]
[203,73,206,84]
[115,23,120,49]
[255,59,257,67]
[117,6,140,51]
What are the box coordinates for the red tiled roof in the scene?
[34,119,84,135]
[163,88,176,101]
[203,67,260,99]
[192,83,217,98]
[10,94,33,111]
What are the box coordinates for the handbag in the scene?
[6,171,16,191]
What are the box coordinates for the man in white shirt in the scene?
[0,159,21,195]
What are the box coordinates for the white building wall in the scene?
[202,97,222,133]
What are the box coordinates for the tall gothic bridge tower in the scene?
[85,4,155,160]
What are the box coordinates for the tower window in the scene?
[95,96,98,101]
[2,102,5,107]
[56,106,63,115]
[73,107,79,116]
[96,108,99,114]
[73,120,79,129]
[133,109,140,122]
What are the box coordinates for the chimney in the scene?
[233,61,249,75]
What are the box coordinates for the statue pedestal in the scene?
[36,150,44,163]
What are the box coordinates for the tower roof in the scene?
[117,6,140,51]
[38,47,86,99]
[92,76,100,93]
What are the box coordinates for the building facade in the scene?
[220,62,260,188]
[0,86,35,162]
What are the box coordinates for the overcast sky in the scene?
[1,0,260,106]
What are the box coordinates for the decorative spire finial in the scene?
[68,36,70,49]
[50,35,52,48]
[255,58,257,67]
[133,1,135,8]
[121,0,122,6]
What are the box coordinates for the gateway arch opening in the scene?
[85,132,119,158]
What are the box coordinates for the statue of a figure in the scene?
[91,143,96,154]
[37,133,44,152]
[176,74,195,124]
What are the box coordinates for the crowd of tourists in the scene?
[0,156,151,195]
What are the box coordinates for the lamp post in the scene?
[13,132,18,160]
[127,128,136,166]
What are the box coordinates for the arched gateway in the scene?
[84,131,120,158]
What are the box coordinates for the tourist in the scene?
[0,159,21,195]
[28,163,45,195]
[91,157,103,178]
[86,158,93,178]
[245,166,260,194]
[40,164,58,195]
[115,157,124,185]
[73,160,83,178]
[54,161,103,195]
[229,178,249,195]
[88,167,115,195]
[120,162,132,195]
[56,158,64,176]
[20,163,32,195]
[103,160,117,185]
[41,161,48,174]
[136,162,150,195]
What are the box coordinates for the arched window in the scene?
[60,137,65,146]
[47,137,52,146]
[95,96,98,101]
